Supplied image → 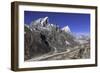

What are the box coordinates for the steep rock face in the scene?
[24,25,52,60]
[24,25,32,60]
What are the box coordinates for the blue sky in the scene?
[24,11,90,34]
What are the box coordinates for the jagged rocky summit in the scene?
[24,16,90,61]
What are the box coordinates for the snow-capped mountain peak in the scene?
[61,25,71,33]
[41,16,49,26]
